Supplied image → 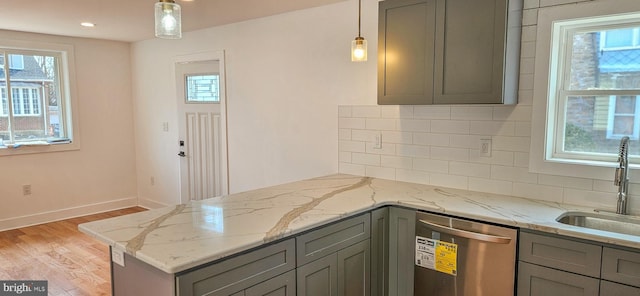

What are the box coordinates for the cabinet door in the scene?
[378,0,436,105]
[432,0,510,104]
[370,208,389,296]
[517,262,599,296]
[600,280,640,296]
[245,270,296,296]
[337,240,371,296]
[602,247,640,288]
[297,253,338,296]
[388,207,415,296]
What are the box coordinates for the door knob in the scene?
[178,151,186,157]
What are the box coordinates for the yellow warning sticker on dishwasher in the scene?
[415,236,457,276]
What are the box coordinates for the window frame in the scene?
[530,2,640,181]
[0,39,79,156]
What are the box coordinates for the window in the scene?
[185,74,220,103]
[546,14,640,165]
[0,43,77,153]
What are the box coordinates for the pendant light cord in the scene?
[358,0,362,37]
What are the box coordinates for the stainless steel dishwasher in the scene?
[414,211,517,296]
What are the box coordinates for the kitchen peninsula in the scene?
[79,174,640,295]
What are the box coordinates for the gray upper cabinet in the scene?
[378,0,522,105]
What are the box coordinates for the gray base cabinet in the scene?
[387,207,415,296]
[296,213,371,296]
[518,230,640,296]
[518,262,599,296]
[370,208,389,296]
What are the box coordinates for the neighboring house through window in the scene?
[0,42,78,154]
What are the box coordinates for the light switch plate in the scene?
[111,248,125,267]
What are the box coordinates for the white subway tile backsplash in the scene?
[520,41,536,58]
[493,106,533,122]
[413,133,450,146]
[519,57,536,74]
[365,166,396,180]
[339,128,351,140]
[524,0,540,9]
[381,131,413,144]
[339,162,365,176]
[396,144,430,158]
[339,117,365,129]
[538,174,593,190]
[396,169,430,185]
[413,158,449,173]
[450,135,484,149]
[365,142,397,155]
[352,153,381,166]
[492,165,538,183]
[513,182,563,203]
[593,179,617,193]
[522,9,538,26]
[414,106,451,119]
[451,106,494,121]
[518,73,535,90]
[469,150,515,166]
[431,147,470,161]
[563,188,615,211]
[430,173,468,190]
[515,122,532,137]
[431,120,470,134]
[521,25,538,42]
[381,155,413,169]
[468,178,513,196]
[469,121,515,136]
[518,89,534,106]
[514,152,530,168]
[352,106,381,118]
[339,140,366,153]
[381,105,414,118]
[450,162,490,177]
[338,106,352,118]
[397,119,430,132]
[366,118,397,130]
[351,129,378,142]
[339,151,352,162]
[493,136,531,152]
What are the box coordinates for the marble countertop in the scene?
[78,174,640,274]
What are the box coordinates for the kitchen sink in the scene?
[556,211,640,237]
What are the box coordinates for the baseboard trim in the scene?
[0,197,138,232]
[138,198,172,209]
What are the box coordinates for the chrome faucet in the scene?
[614,136,630,215]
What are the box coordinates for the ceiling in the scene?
[0,0,347,42]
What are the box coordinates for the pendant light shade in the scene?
[155,0,182,39]
[351,0,367,62]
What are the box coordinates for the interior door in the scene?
[176,54,228,203]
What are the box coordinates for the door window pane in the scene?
[185,74,219,102]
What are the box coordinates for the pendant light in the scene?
[351,0,367,62]
[155,0,182,39]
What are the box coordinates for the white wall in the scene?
[0,30,137,230]
[132,0,378,206]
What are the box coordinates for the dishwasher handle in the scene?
[418,219,512,244]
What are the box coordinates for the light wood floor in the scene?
[0,207,147,296]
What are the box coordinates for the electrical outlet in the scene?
[22,184,32,196]
[373,133,382,149]
[111,248,125,267]
[480,139,492,157]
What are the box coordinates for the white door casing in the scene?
[175,51,229,203]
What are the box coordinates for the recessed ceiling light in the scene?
[80,22,96,27]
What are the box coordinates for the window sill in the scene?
[0,140,79,156]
